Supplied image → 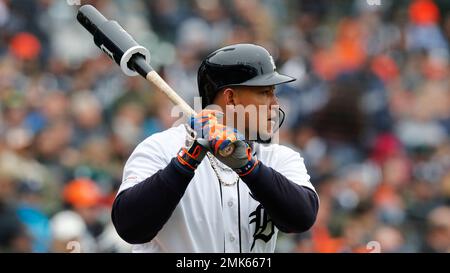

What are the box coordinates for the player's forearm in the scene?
[241,162,319,233]
[111,158,194,244]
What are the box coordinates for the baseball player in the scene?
[112,44,319,253]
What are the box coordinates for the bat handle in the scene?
[130,54,235,157]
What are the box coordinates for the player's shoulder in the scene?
[258,142,302,157]
[256,142,305,167]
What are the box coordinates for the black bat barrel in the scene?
[77,5,151,77]
[77,4,107,36]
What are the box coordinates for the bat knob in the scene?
[219,143,235,157]
[121,45,151,76]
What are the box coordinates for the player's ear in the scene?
[223,88,236,106]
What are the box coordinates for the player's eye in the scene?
[263,89,274,96]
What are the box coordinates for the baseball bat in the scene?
[76,5,234,157]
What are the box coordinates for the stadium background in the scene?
[0,0,449,253]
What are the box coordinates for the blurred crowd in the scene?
[0,0,449,253]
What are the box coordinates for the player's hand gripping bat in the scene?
[77,5,234,157]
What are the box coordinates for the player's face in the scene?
[229,85,279,141]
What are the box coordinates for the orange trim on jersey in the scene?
[177,154,196,170]
[239,160,259,177]
[191,145,202,159]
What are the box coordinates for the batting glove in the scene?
[190,110,259,177]
[175,124,208,172]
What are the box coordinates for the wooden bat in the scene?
[77,5,234,157]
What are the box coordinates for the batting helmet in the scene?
[198,43,296,108]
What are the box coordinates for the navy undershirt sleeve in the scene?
[240,162,319,233]
[111,158,194,244]
[112,158,319,244]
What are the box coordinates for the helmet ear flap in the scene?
[199,62,221,108]
[202,82,216,108]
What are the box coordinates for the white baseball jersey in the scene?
[118,124,316,253]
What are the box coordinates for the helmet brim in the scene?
[238,71,296,87]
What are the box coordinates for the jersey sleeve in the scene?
[118,134,175,194]
[274,146,317,193]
